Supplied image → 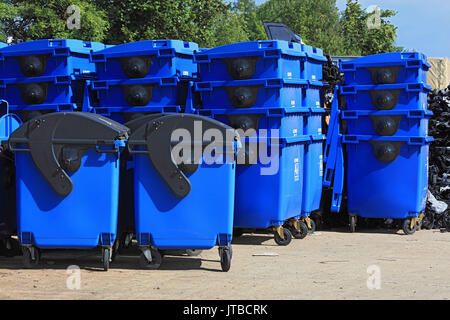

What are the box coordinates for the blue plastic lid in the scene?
[0,39,108,56]
[341,52,430,69]
[0,42,7,49]
[92,40,199,58]
[196,41,327,62]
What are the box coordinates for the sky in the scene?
[234,0,449,58]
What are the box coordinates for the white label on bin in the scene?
[182,71,189,76]
[319,155,323,177]
[291,100,296,107]
[312,74,316,80]
[293,129,298,137]
[316,101,320,106]
[294,158,300,182]
[318,128,322,134]
[287,72,292,78]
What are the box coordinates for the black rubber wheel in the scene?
[139,248,162,270]
[402,219,417,235]
[349,216,357,233]
[110,238,120,262]
[22,247,40,269]
[219,247,232,272]
[185,249,202,256]
[2,237,21,258]
[233,229,244,238]
[307,219,316,234]
[292,222,309,239]
[274,228,292,246]
[103,248,110,271]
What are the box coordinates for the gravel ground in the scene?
[0,229,449,300]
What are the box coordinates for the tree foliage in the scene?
[0,0,400,56]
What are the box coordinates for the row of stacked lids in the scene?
[0,39,109,119]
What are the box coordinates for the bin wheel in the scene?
[402,219,417,235]
[22,246,40,269]
[186,249,202,256]
[292,222,308,239]
[110,238,120,262]
[274,228,292,246]
[139,248,162,270]
[349,216,357,233]
[219,247,232,272]
[307,219,316,234]
[102,248,110,271]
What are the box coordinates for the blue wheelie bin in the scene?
[127,114,239,271]
[8,112,129,270]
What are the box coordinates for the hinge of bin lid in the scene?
[128,114,239,198]
[8,112,129,197]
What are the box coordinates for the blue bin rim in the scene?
[341,109,433,119]
[197,107,325,117]
[340,52,430,70]
[195,78,324,90]
[90,39,199,60]
[0,39,107,57]
[340,82,431,94]
[91,76,179,90]
[194,40,326,62]
[341,134,434,145]
[0,75,76,86]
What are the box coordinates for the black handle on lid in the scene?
[128,114,239,198]
[8,112,129,197]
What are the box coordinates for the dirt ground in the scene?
[0,228,449,300]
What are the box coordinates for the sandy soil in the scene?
[0,229,449,300]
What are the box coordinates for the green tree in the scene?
[341,0,399,56]
[256,0,345,55]
[0,0,109,43]
[233,0,267,41]
[94,0,238,48]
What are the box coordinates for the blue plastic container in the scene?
[198,107,312,140]
[343,135,432,219]
[128,114,238,250]
[91,40,198,80]
[195,41,325,82]
[301,135,325,216]
[303,108,325,136]
[91,77,184,113]
[341,52,430,85]
[341,109,432,136]
[0,39,107,79]
[0,76,86,112]
[8,112,129,269]
[234,135,310,229]
[15,149,121,248]
[341,83,430,111]
[195,78,323,110]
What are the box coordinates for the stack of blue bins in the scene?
[0,39,106,121]
[89,40,198,252]
[340,52,433,234]
[89,40,198,123]
[91,41,238,271]
[194,40,327,245]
